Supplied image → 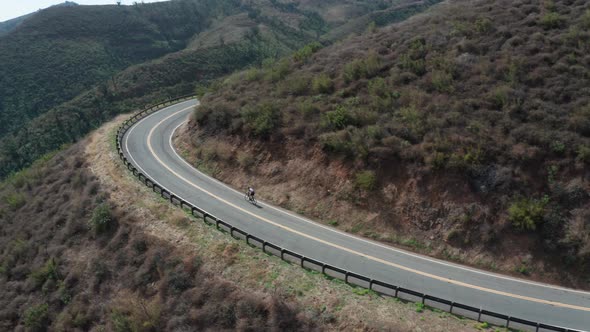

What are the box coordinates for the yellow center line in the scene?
[145,107,590,312]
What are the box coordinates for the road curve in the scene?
[122,98,590,331]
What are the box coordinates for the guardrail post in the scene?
[477,308,482,322]
[216,219,221,230]
[535,323,540,332]
[422,294,426,304]
[301,256,305,268]
[394,286,399,298]
[262,242,267,253]
[280,248,285,260]
[345,272,349,284]
[449,302,454,314]
[322,264,326,274]
[246,234,250,245]
[506,316,511,328]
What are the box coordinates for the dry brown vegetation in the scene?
[183,0,590,287]
[0,115,482,331]
[0,143,311,331]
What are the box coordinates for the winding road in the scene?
[121,98,590,331]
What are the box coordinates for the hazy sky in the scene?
[0,1,169,22]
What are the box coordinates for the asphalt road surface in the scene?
[122,98,590,331]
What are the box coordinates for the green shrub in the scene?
[3,192,26,211]
[576,145,590,163]
[550,141,565,155]
[540,12,565,29]
[264,58,291,82]
[297,100,318,119]
[111,310,132,332]
[293,42,322,62]
[355,170,377,191]
[431,70,454,93]
[30,258,60,287]
[244,68,263,82]
[90,203,114,235]
[415,302,425,313]
[508,197,548,231]
[399,55,426,76]
[281,74,310,95]
[323,105,356,130]
[474,17,493,34]
[397,106,425,135]
[488,85,512,110]
[343,53,381,82]
[581,9,590,29]
[363,52,381,78]
[368,77,389,98]
[343,59,365,83]
[242,103,282,137]
[312,74,334,94]
[24,303,49,330]
[320,131,354,157]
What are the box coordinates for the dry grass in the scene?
[81,112,482,331]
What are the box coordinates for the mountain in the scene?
[0,0,442,179]
[0,14,34,36]
[0,2,79,36]
[183,0,590,286]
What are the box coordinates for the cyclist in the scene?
[247,187,255,201]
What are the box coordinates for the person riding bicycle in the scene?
[247,187,255,201]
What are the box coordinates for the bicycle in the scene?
[244,190,257,205]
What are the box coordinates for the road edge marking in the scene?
[135,107,590,313]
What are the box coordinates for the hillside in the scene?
[182,0,590,287]
[0,0,442,180]
[0,0,231,140]
[0,115,477,331]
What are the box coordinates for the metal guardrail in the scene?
[115,95,583,332]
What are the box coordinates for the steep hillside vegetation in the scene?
[0,0,441,180]
[0,0,234,139]
[0,117,478,331]
[184,0,590,286]
[0,143,313,331]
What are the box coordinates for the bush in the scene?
[323,105,356,130]
[297,100,318,119]
[312,74,333,94]
[242,103,282,137]
[577,145,590,163]
[474,17,493,34]
[264,58,291,82]
[3,192,26,211]
[355,170,377,191]
[24,303,49,331]
[111,310,132,332]
[368,77,388,98]
[343,52,381,82]
[343,59,365,83]
[30,258,60,287]
[90,203,114,235]
[281,74,310,96]
[508,197,548,231]
[431,70,454,92]
[244,68,263,82]
[540,12,564,29]
[293,42,322,62]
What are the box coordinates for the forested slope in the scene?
[0,0,441,180]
